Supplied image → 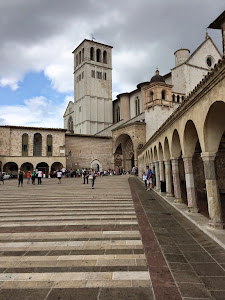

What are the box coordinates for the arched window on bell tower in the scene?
[96,49,101,62]
[90,47,94,61]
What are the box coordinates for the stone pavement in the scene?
[0,176,224,299]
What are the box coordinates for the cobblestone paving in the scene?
[0,176,154,300]
[130,177,225,300]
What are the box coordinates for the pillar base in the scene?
[174,198,183,203]
[166,193,174,197]
[208,220,225,230]
[188,207,199,213]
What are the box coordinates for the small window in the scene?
[135,97,140,116]
[103,72,107,80]
[76,54,78,67]
[182,96,184,101]
[172,94,175,102]
[206,57,212,68]
[91,70,95,78]
[79,74,81,81]
[77,76,79,83]
[116,106,120,122]
[177,95,180,103]
[150,91,154,102]
[82,48,84,61]
[97,71,102,79]
[79,106,81,112]
[82,71,84,79]
[162,90,165,100]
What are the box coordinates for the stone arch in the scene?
[91,159,103,172]
[153,146,158,161]
[203,101,225,152]
[183,120,201,156]
[36,162,49,177]
[171,129,182,158]
[20,162,34,175]
[51,162,63,171]
[158,142,163,161]
[164,137,170,160]
[150,148,153,162]
[3,162,18,176]
[114,133,134,171]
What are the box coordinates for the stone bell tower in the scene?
[72,39,113,135]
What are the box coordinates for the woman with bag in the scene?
[89,169,96,189]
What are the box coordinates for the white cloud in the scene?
[0,95,71,128]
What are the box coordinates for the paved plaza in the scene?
[0,176,224,299]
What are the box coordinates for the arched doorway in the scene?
[91,160,103,172]
[20,162,34,175]
[36,162,49,177]
[114,134,134,171]
[3,162,18,177]
[51,162,63,172]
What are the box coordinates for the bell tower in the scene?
[72,39,113,135]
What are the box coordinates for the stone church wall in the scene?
[65,134,113,170]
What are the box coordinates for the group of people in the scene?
[18,170,44,187]
[142,165,156,191]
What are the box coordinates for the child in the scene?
[142,172,147,190]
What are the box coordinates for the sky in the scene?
[0,0,224,128]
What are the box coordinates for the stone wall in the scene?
[65,134,113,171]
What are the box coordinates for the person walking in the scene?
[57,169,62,184]
[0,172,4,185]
[89,169,96,189]
[18,171,24,187]
[31,171,36,185]
[142,172,147,190]
[37,170,42,185]
[27,171,31,184]
[83,169,89,184]
[146,166,152,191]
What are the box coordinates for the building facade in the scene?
[0,126,66,176]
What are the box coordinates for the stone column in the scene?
[171,158,182,203]
[183,156,199,213]
[201,152,224,229]
[164,160,173,197]
[155,161,160,191]
[48,166,51,178]
[159,161,165,182]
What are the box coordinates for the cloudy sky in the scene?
[0,0,224,128]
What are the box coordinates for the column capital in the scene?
[170,157,179,161]
[201,152,217,161]
[163,159,171,165]
[182,155,193,160]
